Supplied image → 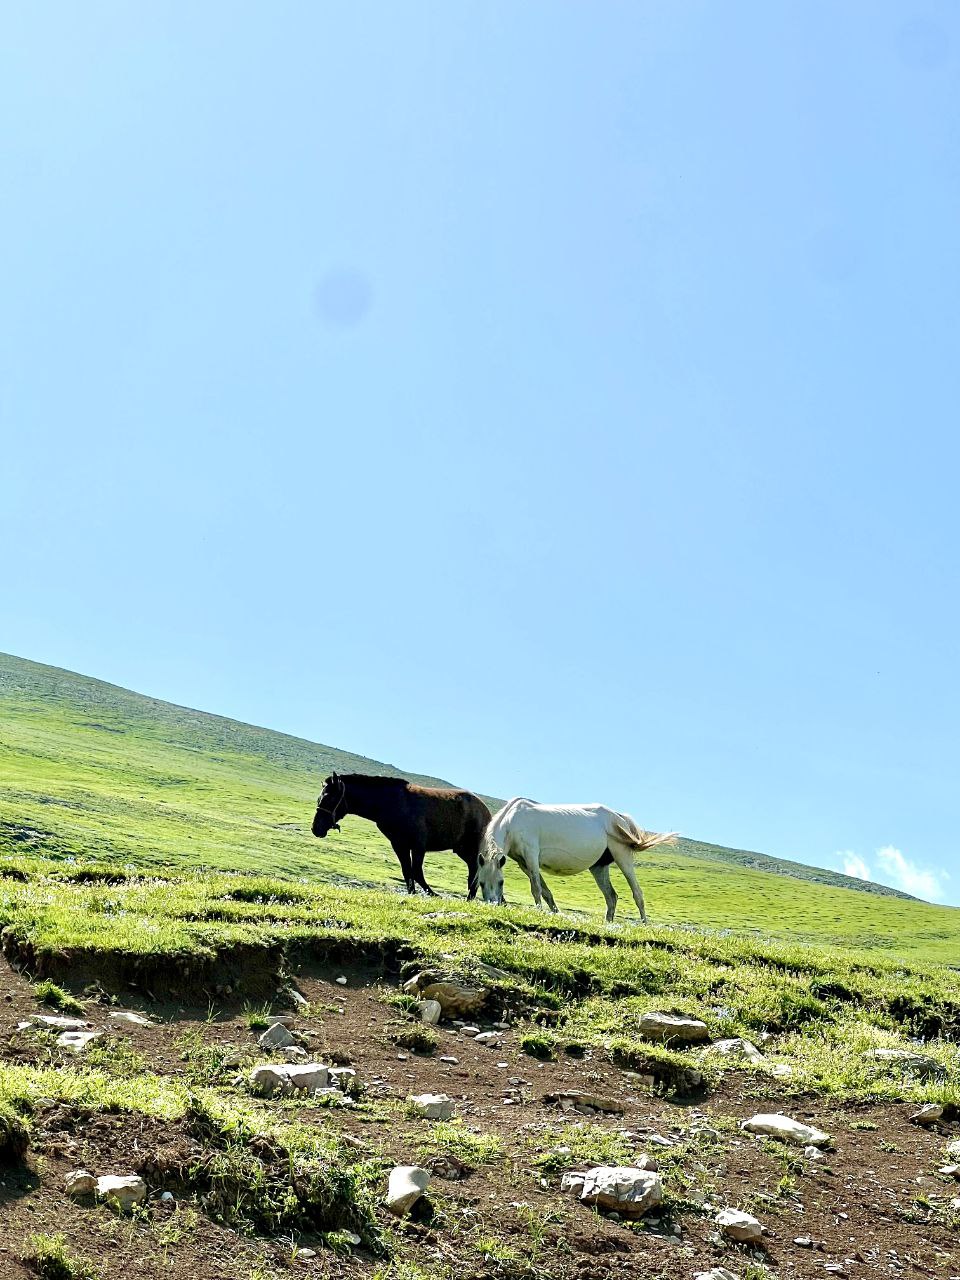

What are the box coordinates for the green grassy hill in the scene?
[1,651,957,960]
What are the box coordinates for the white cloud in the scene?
[874,845,950,903]
[838,852,872,881]
[832,845,950,902]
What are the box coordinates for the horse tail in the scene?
[609,814,678,858]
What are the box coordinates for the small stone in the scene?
[328,1067,357,1090]
[160,1190,175,1203]
[945,1138,960,1160]
[283,1046,308,1062]
[704,1037,765,1063]
[65,1170,96,1197]
[804,1145,826,1161]
[795,1236,814,1247]
[474,1031,500,1046]
[636,1012,710,1045]
[297,1248,317,1259]
[108,1011,153,1027]
[461,1025,481,1037]
[56,1030,102,1053]
[911,1103,944,1125]
[248,1063,329,1095]
[493,1021,510,1030]
[716,1207,763,1242]
[439,1056,460,1065]
[407,1092,455,1120]
[31,1015,90,1030]
[265,1014,296,1027]
[741,1113,830,1147]
[258,1022,295,1049]
[385,1165,430,1216]
[695,1270,738,1280]
[561,1165,662,1218]
[335,976,348,985]
[417,999,442,1026]
[938,1164,960,1178]
[96,1174,147,1210]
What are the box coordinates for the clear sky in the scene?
[3,3,958,904]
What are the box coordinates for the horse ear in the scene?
[498,854,506,868]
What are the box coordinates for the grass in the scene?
[3,651,958,958]
[31,979,84,1015]
[21,1233,99,1280]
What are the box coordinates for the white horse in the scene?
[476,797,676,923]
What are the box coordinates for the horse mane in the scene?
[336,773,409,788]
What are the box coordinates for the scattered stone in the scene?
[31,1015,90,1031]
[385,1165,430,1216]
[108,1011,153,1027]
[461,1025,481,1037]
[407,1092,455,1120]
[938,1164,960,1178]
[493,1021,510,1030]
[258,1022,296,1050]
[335,976,348,985]
[704,1037,765,1063]
[911,1103,944,1126]
[96,1174,147,1211]
[545,1089,625,1116]
[769,1062,794,1079]
[65,1170,96,1198]
[289,989,309,1007]
[417,999,442,1026]
[716,1207,763,1242]
[647,1134,675,1148]
[265,1015,296,1028]
[57,1030,102,1053]
[804,1145,825,1161]
[742,1113,830,1147]
[474,1031,500,1047]
[248,1063,329,1096]
[795,1236,814,1247]
[637,1012,710,1045]
[283,1046,308,1062]
[695,1270,738,1280]
[328,1067,357,1090]
[439,1055,459,1065]
[561,1165,663,1218]
[419,981,487,1018]
[945,1139,960,1160]
[861,1048,942,1077]
[297,1248,317,1259]
[159,1191,175,1203]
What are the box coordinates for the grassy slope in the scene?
[1,651,958,960]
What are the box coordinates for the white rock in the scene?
[65,1169,96,1197]
[561,1165,663,1218]
[637,1012,710,1044]
[741,1113,830,1147]
[265,1014,296,1027]
[911,1103,943,1125]
[439,1055,460,1065]
[716,1207,763,1241]
[335,976,348,985]
[283,1046,308,1061]
[461,1025,481,1036]
[803,1145,825,1161]
[328,1067,357,1090]
[248,1063,329,1095]
[96,1174,147,1210]
[696,1269,739,1280]
[31,1015,90,1030]
[704,1037,765,1063]
[57,1030,102,1053]
[861,1048,941,1076]
[417,999,442,1026]
[474,1031,500,1046]
[407,1092,455,1120]
[385,1165,430,1216]
[938,1163,960,1178]
[160,1190,175,1203]
[945,1138,960,1160]
[258,1022,295,1049]
[109,1011,153,1027]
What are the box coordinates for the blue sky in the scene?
[3,3,958,904]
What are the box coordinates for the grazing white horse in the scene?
[476,797,676,923]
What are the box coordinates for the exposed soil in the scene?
[0,960,957,1280]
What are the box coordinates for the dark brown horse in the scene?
[311,773,492,897]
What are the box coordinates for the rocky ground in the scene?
[0,958,958,1280]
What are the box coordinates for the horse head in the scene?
[312,772,347,838]
[476,844,507,905]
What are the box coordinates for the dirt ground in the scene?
[0,958,957,1280]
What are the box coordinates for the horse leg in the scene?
[410,847,437,896]
[390,841,416,894]
[522,844,556,913]
[590,863,618,923]
[610,842,648,923]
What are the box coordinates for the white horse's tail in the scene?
[609,814,678,857]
